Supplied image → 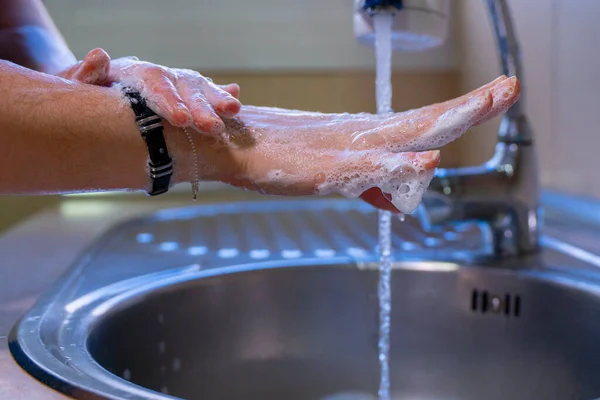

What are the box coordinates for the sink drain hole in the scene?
[471,289,521,317]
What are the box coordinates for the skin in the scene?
[58,49,242,134]
[65,51,520,211]
[0,0,240,133]
[180,76,520,212]
[0,58,521,209]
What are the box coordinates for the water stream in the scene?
[373,12,395,400]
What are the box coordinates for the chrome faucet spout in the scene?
[485,0,526,122]
[426,0,540,258]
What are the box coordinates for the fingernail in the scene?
[176,104,193,125]
[220,101,241,118]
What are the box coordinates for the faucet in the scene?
[355,0,540,259]
[426,0,540,259]
[361,0,405,10]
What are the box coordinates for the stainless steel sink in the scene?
[9,198,600,400]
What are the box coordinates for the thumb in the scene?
[71,48,111,85]
[219,83,240,100]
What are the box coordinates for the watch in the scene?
[122,86,173,196]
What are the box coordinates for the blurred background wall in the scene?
[457,0,600,199]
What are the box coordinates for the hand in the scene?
[167,75,520,214]
[57,48,242,134]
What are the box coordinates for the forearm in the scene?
[1,60,189,194]
[0,0,76,73]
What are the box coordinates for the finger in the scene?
[349,77,509,153]
[418,75,508,116]
[473,76,520,126]
[384,90,494,153]
[140,68,193,127]
[203,81,242,118]
[71,48,111,85]
[360,187,401,213]
[390,77,519,151]
[410,150,441,169]
[178,83,225,134]
[220,83,241,99]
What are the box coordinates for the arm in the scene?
[0,0,76,74]
[0,0,243,134]
[1,60,190,194]
[1,60,519,215]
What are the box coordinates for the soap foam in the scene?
[401,93,491,152]
[348,93,491,154]
[314,151,436,215]
[193,108,446,214]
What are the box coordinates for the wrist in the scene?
[162,123,193,186]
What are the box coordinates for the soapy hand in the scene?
[57,48,241,133]
[189,75,520,214]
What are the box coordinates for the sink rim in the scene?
[11,257,600,400]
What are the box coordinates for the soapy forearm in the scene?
[0,0,76,73]
[0,60,189,194]
[202,76,519,214]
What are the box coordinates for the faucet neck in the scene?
[486,0,526,121]
[424,0,540,260]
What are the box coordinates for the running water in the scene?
[373,11,395,400]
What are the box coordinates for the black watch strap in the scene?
[122,86,173,196]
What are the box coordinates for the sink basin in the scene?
[9,199,600,400]
[86,263,600,400]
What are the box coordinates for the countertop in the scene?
[0,190,263,400]
[2,189,600,400]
